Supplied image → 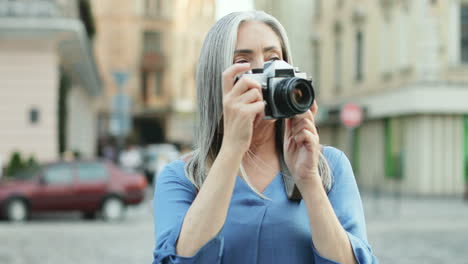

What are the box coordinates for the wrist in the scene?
[295,174,326,199]
[219,141,245,163]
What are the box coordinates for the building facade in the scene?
[314,0,468,196]
[254,0,316,83]
[0,0,101,163]
[255,0,468,196]
[92,0,215,147]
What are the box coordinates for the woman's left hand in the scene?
[283,101,322,187]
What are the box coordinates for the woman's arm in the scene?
[177,62,265,257]
[175,145,242,256]
[300,176,357,264]
[283,105,376,263]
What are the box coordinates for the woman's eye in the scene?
[269,57,280,61]
[235,59,249,63]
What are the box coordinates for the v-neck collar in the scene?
[236,171,282,198]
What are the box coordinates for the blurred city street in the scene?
[1,0,468,263]
[1,190,468,264]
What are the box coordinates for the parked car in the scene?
[0,160,147,222]
[143,144,180,184]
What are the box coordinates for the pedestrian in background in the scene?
[152,11,377,264]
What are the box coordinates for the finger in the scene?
[293,129,316,147]
[222,63,251,94]
[284,118,292,141]
[236,87,262,104]
[292,109,313,122]
[231,77,262,97]
[291,110,317,135]
[243,100,266,118]
[311,101,318,115]
[291,118,315,136]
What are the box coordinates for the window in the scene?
[355,31,364,81]
[334,25,343,93]
[141,71,149,105]
[464,115,468,183]
[145,0,162,17]
[77,163,108,182]
[29,108,39,124]
[154,71,163,96]
[461,5,468,63]
[397,10,409,68]
[143,31,161,54]
[380,19,392,76]
[43,165,73,185]
[314,0,322,19]
[312,41,321,93]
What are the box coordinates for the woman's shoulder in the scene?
[156,159,194,188]
[322,145,347,168]
[321,145,354,177]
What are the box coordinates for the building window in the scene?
[355,30,364,81]
[312,40,321,93]
[143,31,161,54]
[334,25,343,93]
[155,71,163,96]
[29,108,39,124]
[380,19,393,77]
[336,0,344,9]
[397,9,409,68]
[461,5,468,63]
[145,0,162,17]
[314,0,322,19]
[141,71,149,105]
[464,115,468,183]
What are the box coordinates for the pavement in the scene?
[1,189,467,264]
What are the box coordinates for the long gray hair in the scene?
[184,11,332,199]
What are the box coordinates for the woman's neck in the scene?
[242,120,280,172]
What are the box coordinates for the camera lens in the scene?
[274,77,314,116]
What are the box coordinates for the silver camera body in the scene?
[238,60,315,119]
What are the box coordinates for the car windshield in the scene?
[11,166,40,180]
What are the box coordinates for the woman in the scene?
[152,11,378,264]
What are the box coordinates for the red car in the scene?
[0,160,147,222]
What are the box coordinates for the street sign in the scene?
[340,103,364,128]
[111,71,129,89]
[110,93,131,137]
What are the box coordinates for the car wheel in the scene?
[5,198,28,222]
[101,197,125,221]
[82,211,97,220]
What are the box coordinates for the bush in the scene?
[4,152,39,178]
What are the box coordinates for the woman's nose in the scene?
[250,57,265,70]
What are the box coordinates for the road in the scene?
[1,190,468,264]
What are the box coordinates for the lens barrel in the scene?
[274,77,314,116]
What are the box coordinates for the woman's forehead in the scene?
[235,21,282,50]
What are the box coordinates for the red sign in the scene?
[340,103,364,128]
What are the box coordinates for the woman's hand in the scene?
[221,63,265,154]
[283,102,322,187]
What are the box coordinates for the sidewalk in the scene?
[362,193,468,264]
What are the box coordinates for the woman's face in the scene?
[234,21,283,68]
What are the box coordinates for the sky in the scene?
[215,0,254,20]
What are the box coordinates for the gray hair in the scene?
[184,11,332,199]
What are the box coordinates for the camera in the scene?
[237,60,315,119]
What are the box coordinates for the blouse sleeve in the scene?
[313,148,379,264]
[152,161,224,264]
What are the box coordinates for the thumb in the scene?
[284,119,292,143]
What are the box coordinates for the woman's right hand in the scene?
[221,63,265,154]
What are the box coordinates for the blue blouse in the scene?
[152,146,378,263]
